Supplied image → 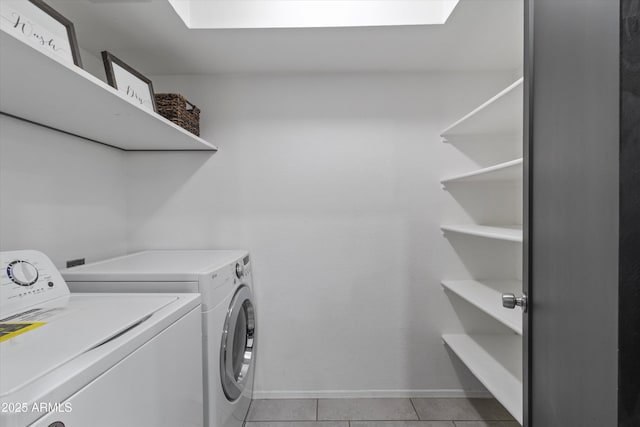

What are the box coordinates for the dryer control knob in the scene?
[235,262,244,279]
[7,260,39,286]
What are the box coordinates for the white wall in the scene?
[126,71,517,397]
[0,114,127,268]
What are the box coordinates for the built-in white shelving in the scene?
[441,158,523,184]
[0,31,217,151]
[441,280,522,334]
[441,225,522,243]
[440,78,524,424]
[440,78,523,140]
[442,334,523,424]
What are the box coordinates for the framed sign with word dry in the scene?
[0,0,83,67]
[102,50,157,113]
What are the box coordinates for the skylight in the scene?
[167,0,460,29]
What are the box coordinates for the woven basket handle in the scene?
[185,99,197,111]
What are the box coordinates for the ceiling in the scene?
[48,0,523,75]
[167,0,460,28]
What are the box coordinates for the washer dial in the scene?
[235,262,244,279]
[7,260,39,286]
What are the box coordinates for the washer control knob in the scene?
[8,260,39,286]
[235,262,244,279]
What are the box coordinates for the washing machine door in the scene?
[220,285,256,401]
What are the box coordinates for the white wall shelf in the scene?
[441,158,523,184]
[0,31,217,152]
[441,225,523,243]
[441,280,522,334]
[440,78,523,140]
[442,334,522,424]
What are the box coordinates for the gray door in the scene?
[525,0,624,425]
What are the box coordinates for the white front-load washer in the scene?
[61,250,257,427]
[0,250,203,427]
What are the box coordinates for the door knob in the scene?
[502,293,528,312]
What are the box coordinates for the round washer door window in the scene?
[220,285,256,401]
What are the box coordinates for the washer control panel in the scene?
[236,254,252,279]
[235,262,244,279]
[1,250,70,315]
[7,260,39,286]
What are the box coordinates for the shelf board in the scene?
[442,280,523,334]
[442,334,522,424]
[0,30,216,151]
[441,78,523,140]
[441,225,523,243]
[441,158,523,184]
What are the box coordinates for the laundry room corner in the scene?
[123,70,519,398]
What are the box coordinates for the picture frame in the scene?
[102,51,158,113]
[0,0,83,67]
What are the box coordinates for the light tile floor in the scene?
[246,398,519,427]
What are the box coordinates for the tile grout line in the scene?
[316,398,319,421]
[409,397,420,421]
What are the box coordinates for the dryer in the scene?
[61,250,257,427]
[0,250,203,427]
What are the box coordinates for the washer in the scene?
[61,250,257,427]
[0,250,203,427]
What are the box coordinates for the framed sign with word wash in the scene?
[0,0,83,67]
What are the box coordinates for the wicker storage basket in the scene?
[155,93,200,136]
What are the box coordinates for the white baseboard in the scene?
[252,389,493,399]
